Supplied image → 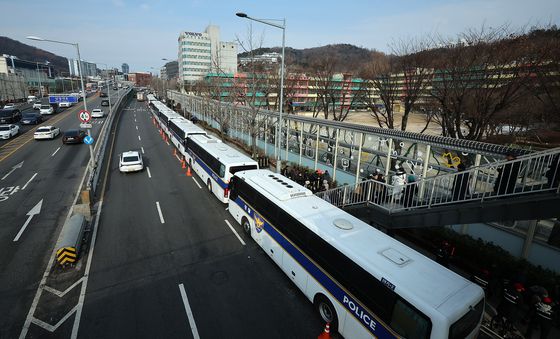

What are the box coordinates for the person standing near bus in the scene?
[494,153,521,195]
[525,296,555,339]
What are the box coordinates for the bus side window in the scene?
[219,164,226,177]
[390,299,430,339]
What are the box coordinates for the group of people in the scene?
[281,166,333,193]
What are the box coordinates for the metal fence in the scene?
[315,147,560,212]
[167,90,532,186]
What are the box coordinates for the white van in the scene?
[27,96,37,103]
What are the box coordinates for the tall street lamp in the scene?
[236,12,286,173]
[98,63,113,115]
[27,35,95,180]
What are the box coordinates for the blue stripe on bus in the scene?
[234,197,396,339]
[187,149,228,189]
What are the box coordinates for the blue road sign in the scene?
[49,95,79,104]
[84,136,94,145]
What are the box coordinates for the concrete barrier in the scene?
[55,213,86,265]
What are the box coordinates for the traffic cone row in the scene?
[186,165,192,177]
[318,323,331,339]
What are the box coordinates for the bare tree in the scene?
[235,24,271,157]
[360,53,401,129]
[428,25,547,140]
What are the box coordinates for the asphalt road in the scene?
[0,90,124,339]
[76,99,325,338]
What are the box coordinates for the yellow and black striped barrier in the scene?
[56,247,77,265]
[55,214,86,266]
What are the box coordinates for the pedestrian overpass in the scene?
[315,147,560,229]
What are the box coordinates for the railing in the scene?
[316,147,560,212]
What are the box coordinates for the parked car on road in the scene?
[0,124,19,139]
[119,151,144,173]
[3,103,16,109]
[62,129,86,144]
[0,108,22,124]
[34,125,60,140]
[39,104,54,115]
[21,112,43,125]
[33,101,43,109]
[91,108,105,118]
[58,102,72,108]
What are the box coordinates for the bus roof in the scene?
[236,169,482,315]
[190,135,257,167]
[170,118,206,138]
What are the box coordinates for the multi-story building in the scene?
[178,25,237,87]
[122,63,130,74]
[0,55,55,98]
[128,72,152,86]
[160,60,178,80]
[68,58,97,77]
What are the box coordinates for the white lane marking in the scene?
[175,154,182,162]
[43,277,85,297]
[32,305,78,332]
[146,166,152,178]
[178,284,200,339]
[156,201,165,224]
[224,219,246,246]
[141,147,145,154]
[138,135,141,141]
[19,162,91,339]
[1,161,24,180]
[191,177,202,189]
[136,126,138,130]
[22,173,38,190]
[13,199,43,242]
[51,147,61,157]
[70,199,103,338]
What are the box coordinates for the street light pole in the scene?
[36,62,43,97]
[27,36,95,180]
[236,12,286,173]
[98,63,113,115]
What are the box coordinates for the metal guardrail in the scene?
[315,147,560,212]
[87,89,133,194]
[167,90,531,158]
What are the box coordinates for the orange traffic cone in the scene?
[173,148,177,157]
[181,158,187,169]
[318,323,331,339]
[186,166,192,177]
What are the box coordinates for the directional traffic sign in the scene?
[84,135,94,145]
[79,110,91,123]
[49,94,79,104]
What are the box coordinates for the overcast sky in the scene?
[1,0,558,73]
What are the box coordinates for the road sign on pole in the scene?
[84,135,94,145]
[79,110,91,123]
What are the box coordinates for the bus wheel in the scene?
[207,180,212,192]
[314,295,338,331]
[242,217,251,235]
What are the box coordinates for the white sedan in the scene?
[33,102,43,109]
[91,108,105,118]
[39,105,54,115]
[3,103,16,109]
[0,124,19,139]
[34,125,61,140]
[119,151,144,173]
[59,102,72,108]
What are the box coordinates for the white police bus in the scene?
[227,169,485,339]
[185,134,259,203]
[168,118,207,153]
